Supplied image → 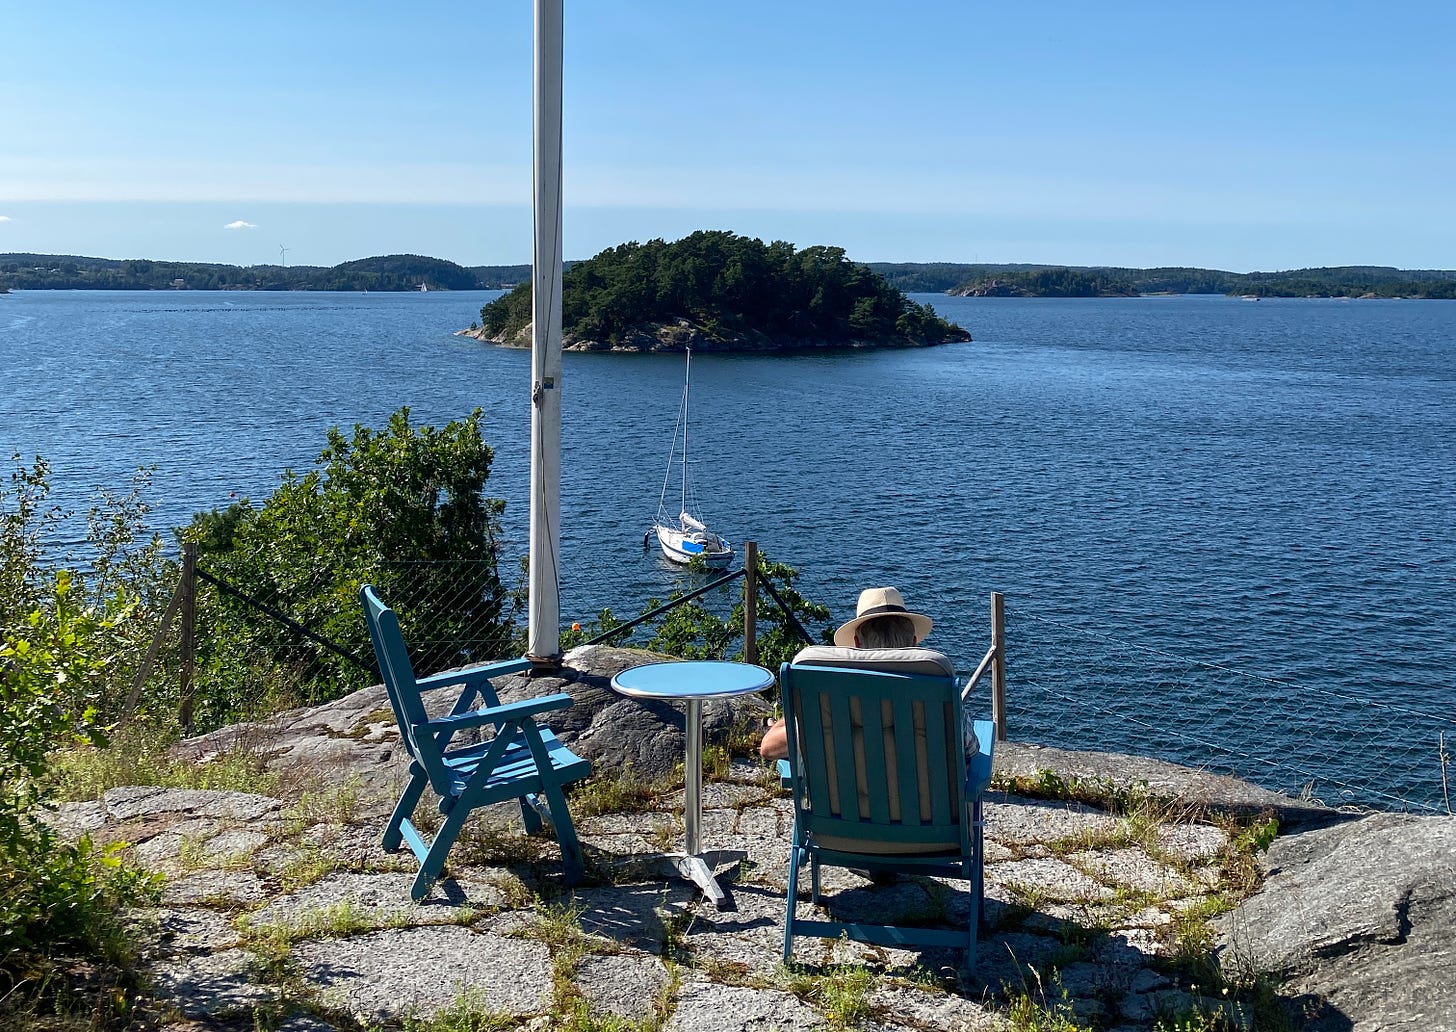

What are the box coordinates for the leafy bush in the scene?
[0,572,155,987]
[564,555,831,697]
[180,406,514,727]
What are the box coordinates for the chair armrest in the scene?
[776,758,793,789]
[966,719,995,796]
[414,657,534,695]
[417,692,574,735]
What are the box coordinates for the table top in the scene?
[610,660,775,701]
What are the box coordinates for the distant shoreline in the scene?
[4,251,1455,299]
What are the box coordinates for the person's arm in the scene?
[759,717,788,761]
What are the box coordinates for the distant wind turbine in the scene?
[279,245,289,267]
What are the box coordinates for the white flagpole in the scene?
[527,0,564,667]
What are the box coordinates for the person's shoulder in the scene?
[791,644,954,677]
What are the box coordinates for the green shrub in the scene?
[1,573,154,975]
[181,406,514,728]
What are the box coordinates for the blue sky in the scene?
[3,1,1453,272]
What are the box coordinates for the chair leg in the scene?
[383,766,428,853]
[518,794,545,835]
[539,780,585,886]
[411,798,472,902]
[810,856,822,904]
[784,846,803,962]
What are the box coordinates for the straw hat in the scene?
[833,586,933,647]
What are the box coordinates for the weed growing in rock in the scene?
[284,775,364,828]
[490,871,537,911]
[52,719,280,802]
[275,846,339,892]
[177,834,255,872]
[569,767,676,818]
[1003,965,1090,1032]
[238,900,378,949]
[646,817,681,854]
[785,959,877,1030]
[402,989,518,1032]
[454,821,552,868]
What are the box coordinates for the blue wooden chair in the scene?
[777,653,994,966]
[360,585,591,900]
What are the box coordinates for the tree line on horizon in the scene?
[4,248,1455,299]
[873,262,1456,299]
[0,253,530,292]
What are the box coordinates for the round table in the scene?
[610,660,774,907]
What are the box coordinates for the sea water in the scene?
[3,289,1453,808]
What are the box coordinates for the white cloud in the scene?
[224,220,257,230]
[0,215,12,222]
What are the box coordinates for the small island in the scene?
[950,269,1139,298]
[465,231,971,352]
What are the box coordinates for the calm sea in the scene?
[4,289,1454,809]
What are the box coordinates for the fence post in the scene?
[991,591,1007,742]
[121,566,188,724]
[743,540,758,667]
[178,541,198,733]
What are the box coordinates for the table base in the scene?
[666,849,746,910]
[609,849,746,910]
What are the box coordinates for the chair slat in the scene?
[923,698,952,827]
[890,694,919,826]
[826,691,860,821]
[860,698,891,825]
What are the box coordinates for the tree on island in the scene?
[950,268,1140,298]
[476,231,971,350]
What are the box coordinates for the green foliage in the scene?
[480,231,971,348]
[181,406,513,728]
[0,252,530,291]
[954,268,1140,298]
[0,570,156,987]
[1,574,112,863]
[947,262,1456,298]
[1234,816,1279,854]
[558,606,625,651]
[0,454,64,631]
[52,721,280,803]
[636,554,831,683]
[326,253,480,291]
[785,961,877,1029]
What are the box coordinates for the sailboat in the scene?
[652,350,735,569]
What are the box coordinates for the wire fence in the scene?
[1005,602,1455,814]
[112,543,1454,814]
[125,552,519,733]
[125,542,815,735]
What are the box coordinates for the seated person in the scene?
[760,586,978,761]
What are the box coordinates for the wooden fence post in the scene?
[991,590,1007,742]
[178,541,198,733]
[120,570,187,724]
[743,540,758,667]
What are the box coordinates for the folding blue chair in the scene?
[361,585,590,900]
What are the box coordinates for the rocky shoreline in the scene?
[456,319,968,353]
[51,645,1456,1031]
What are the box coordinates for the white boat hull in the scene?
[655,522,735,569]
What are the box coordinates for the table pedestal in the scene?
[679,698,737,907]
[608,660,774,911]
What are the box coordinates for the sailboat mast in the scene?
[527,0,563,667]
[681,348,691,517]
